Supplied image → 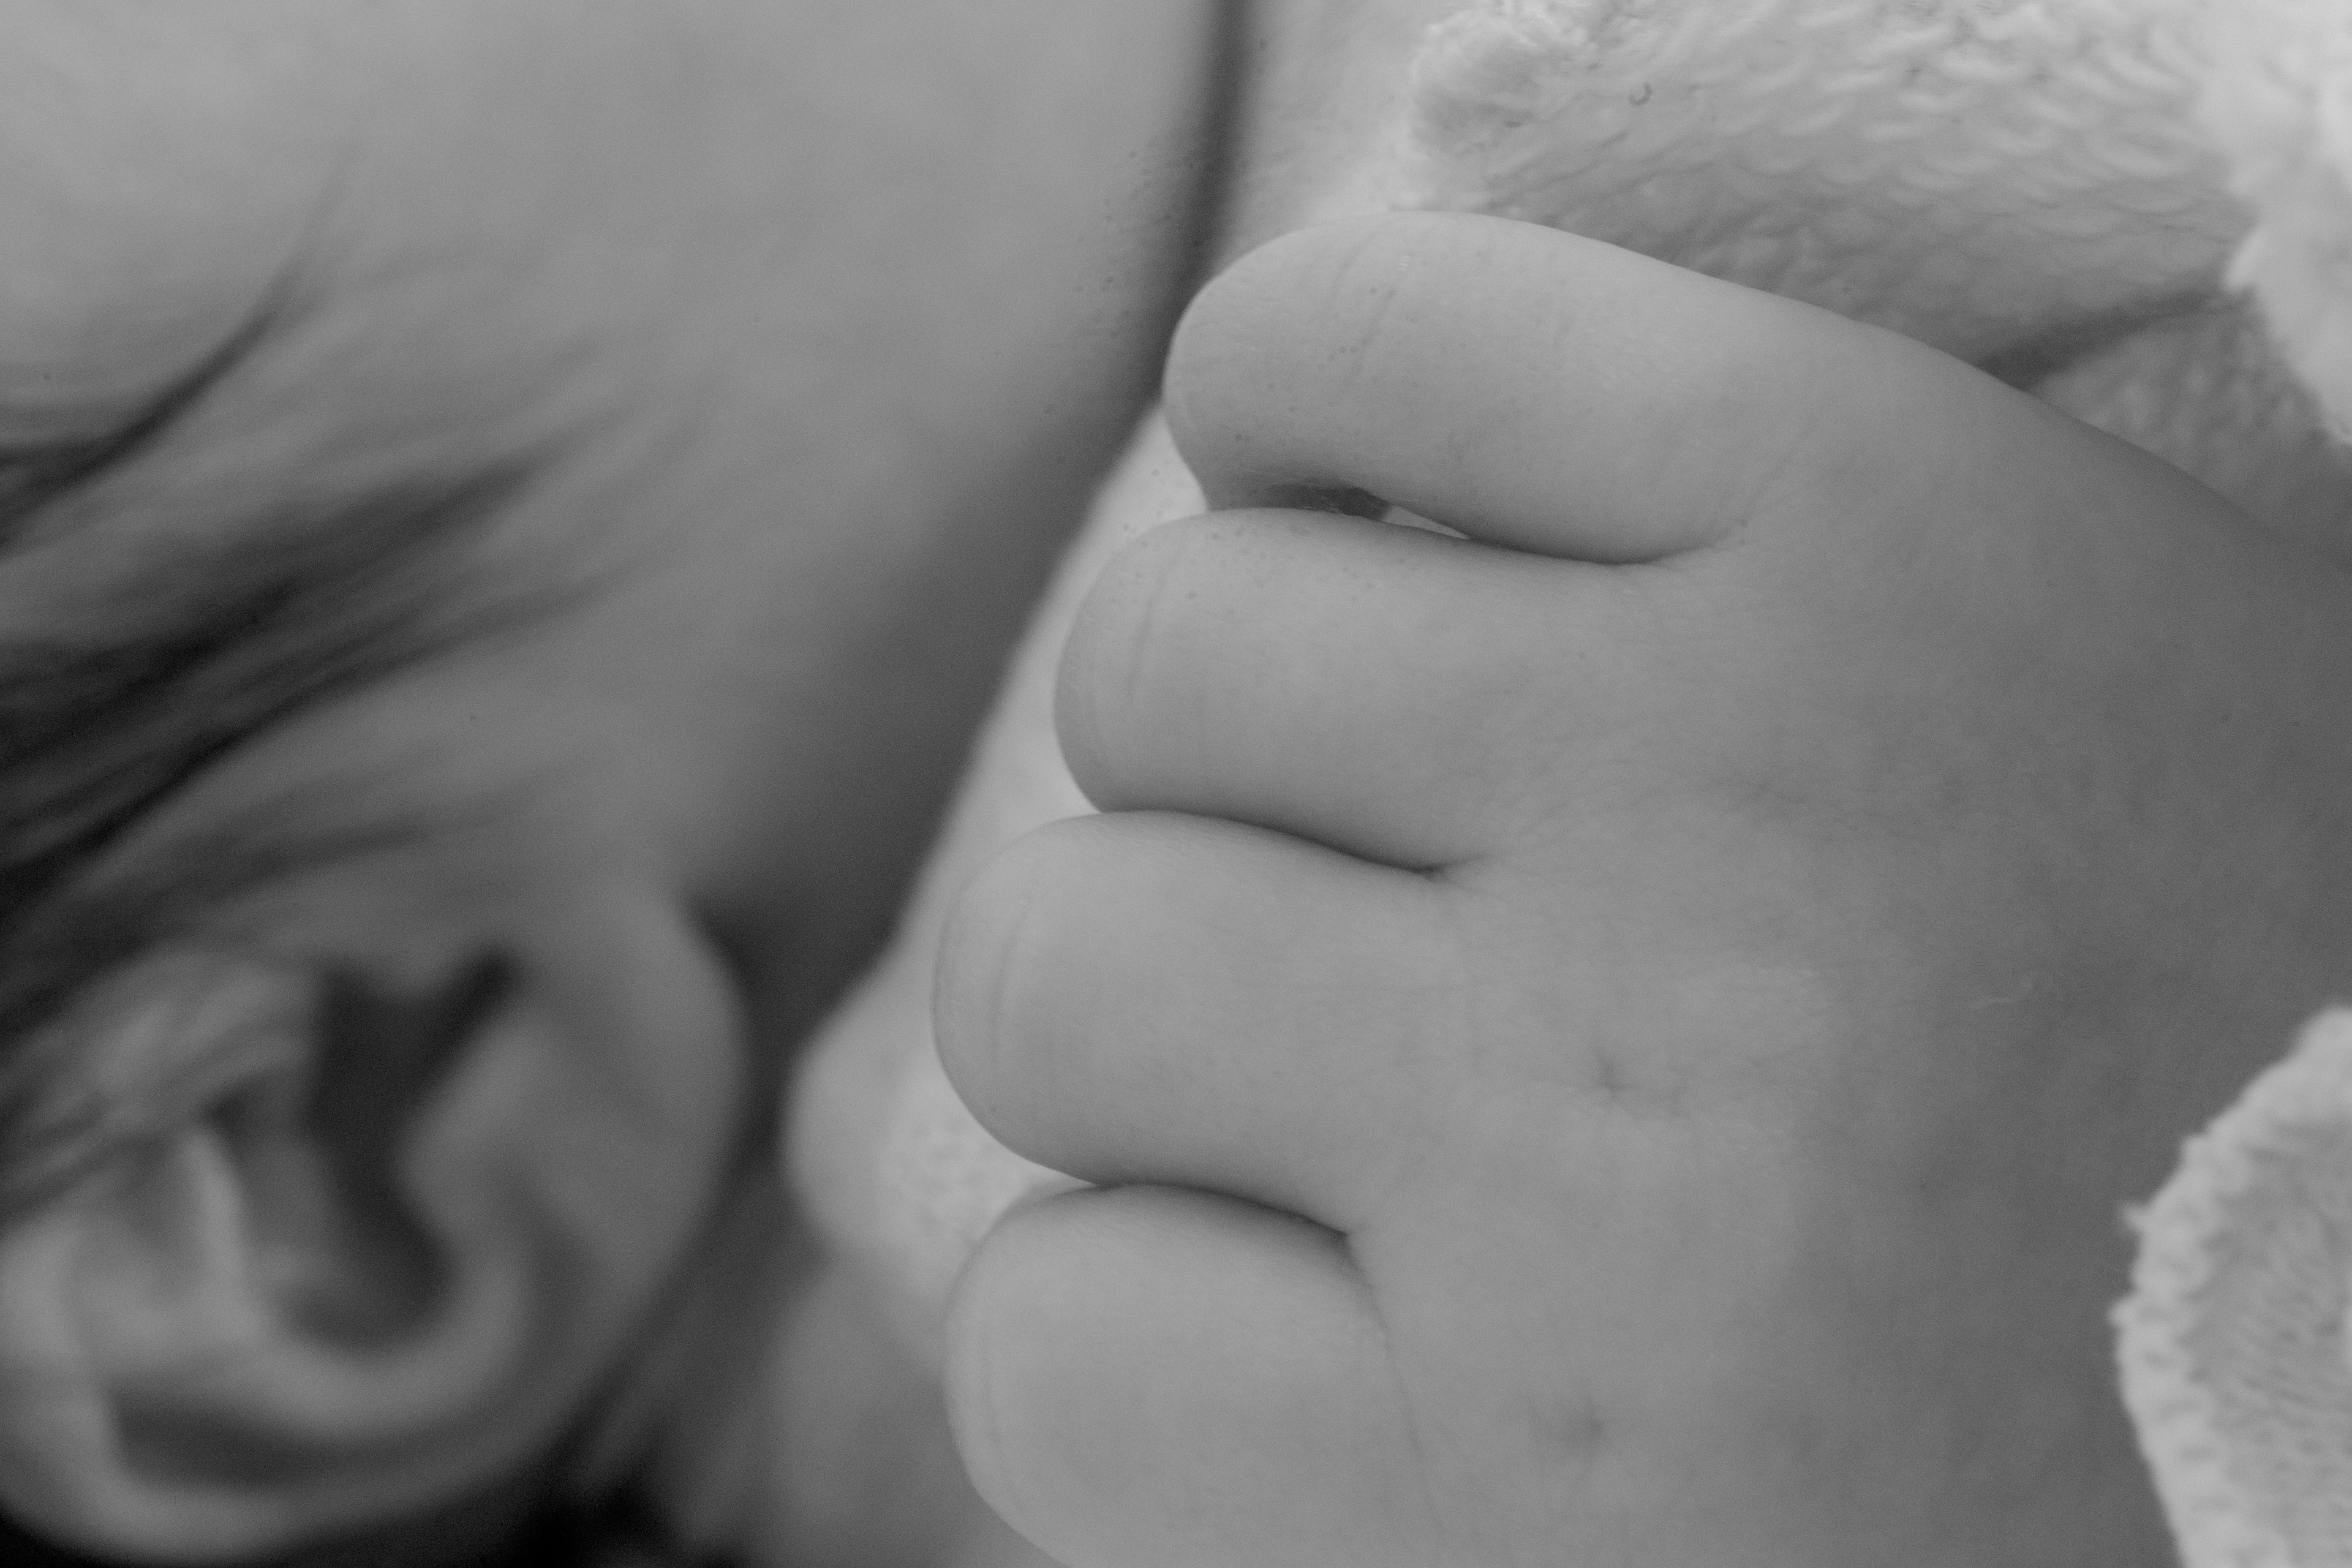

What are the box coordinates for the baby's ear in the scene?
[0,890,742,1564]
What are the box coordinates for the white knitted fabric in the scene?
[785,4,2352,1564]
[2201,0,2352,442]
[2117,1012,2352,1568]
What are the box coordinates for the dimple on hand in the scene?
[929,213,2352,1568]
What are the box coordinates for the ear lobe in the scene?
[0,894,745,1564]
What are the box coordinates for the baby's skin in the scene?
[930,213,2352,1568]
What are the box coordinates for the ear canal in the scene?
[222,953,514,1348]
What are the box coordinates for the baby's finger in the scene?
[1166,211,1975,563]
[934,809,1457,1236]
[1057,505,1608,872]
[944,1184,1437,1568]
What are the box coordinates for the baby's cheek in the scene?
[2030,299,2352,568]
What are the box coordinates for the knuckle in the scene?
[1683,309,1942,538]
[940,1205,1068,1542]
[933,826,1076,1125]
[935,816,1136,1144]
[1058,516,1227,799]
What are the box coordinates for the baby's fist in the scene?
[937,214,2352,1568]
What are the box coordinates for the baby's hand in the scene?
[930,213,2352,1568]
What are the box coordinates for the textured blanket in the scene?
[785,6,2352,1564]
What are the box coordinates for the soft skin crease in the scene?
[933,213,2352,1568]
[0,3,1221,1564]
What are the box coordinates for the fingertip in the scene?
[938,1195,1057,1545]
[1050,511,1278,812]
[941,1186,1433,1568]
[1166,214,1466,510]
[932,829,1052,1145]
[1049,515,1185,811]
